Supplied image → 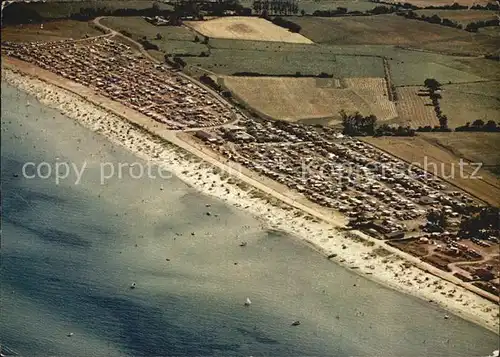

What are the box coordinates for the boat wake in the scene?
[0,344,19,356]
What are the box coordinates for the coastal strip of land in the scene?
[2,63,499,334]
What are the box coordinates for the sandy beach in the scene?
[2,66,499,334]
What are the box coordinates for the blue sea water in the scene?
[1,82,499,356]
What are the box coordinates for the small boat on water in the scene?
[244,297,251,306]
[291,320,300,326]
[130,282,136,289]
[67,332,74,337]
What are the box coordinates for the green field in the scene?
[419,132,500,175]
[389,60,486,86]
[439,81,500,127]
[478,26,500,37]
[98,15,500,84]
[289,14,498,55]
[183,49,384,76]
[238,0,383,14]
[290,14,469,45]
[101,17,209,55]
[2,20,103,42]
[98,17,383,76]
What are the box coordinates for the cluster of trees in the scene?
[485,54,500,61]
[415,125,447,132]
[420,2,468,10]
[340,111,377,136]
[175,0,251,17]
[164,54,187,69]
[470,3,499,10]
[455,120,500,132]
[413,125,432,132]
[423,78,450,132]
[311,8,364,17]
[70,7,112,21]
[137,36,160,51]
[371,0,419,10]
[426,209,448,230]
[167,52,207,58]
[405,14,500,32]
[390,84,398,101]
[2,3,44,24]
[399,8,499,32]
[120,30,132,38]
[194,35,209,44]
[311,7,348,17]
[3,0,254,25]
[459,207,499,239]
[417,120,500,132]
[270,16,301,33]
[252,0,299,16]
[464,19,500,33]
[200,74,221,91]
[71,3,173,21]
[368,5,398,14]
[374,124,415,137]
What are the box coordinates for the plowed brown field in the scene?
[395,87,439,128]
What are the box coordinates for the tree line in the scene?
[400,11,499,32]
[340,111,377,136]
[199,74,232,97]
[174,0,251,18]
[459,207,499,240]
[414,78,451,132]
[2,0,254,25]
[400,11,463,29]
[270,16,301,32]
[311,5,396,17]
[252,0,299,16]
[464,19,500,32]
[372,0,498,11]
[455,120,500,132]
[426,205,500,234]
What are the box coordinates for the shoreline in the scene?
[2,63,499,334]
